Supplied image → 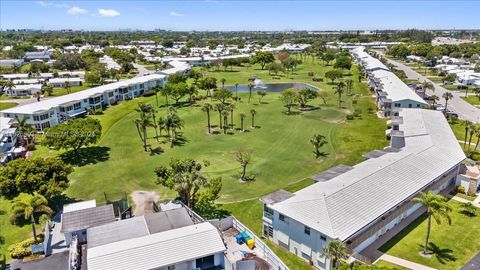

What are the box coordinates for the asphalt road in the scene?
[378,53,480,123]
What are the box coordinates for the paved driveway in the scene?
[376,51,480,123]
[461,252,480,270]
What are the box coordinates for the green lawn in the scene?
[379,200,480,270]
[461,96,480,106]
[22,60,388,265]
[0,94,30,100]
[49,85,92,96]
[0,102,18,110]
[51,61,387,203]
[373,260,409,270]
[0,198,38,261]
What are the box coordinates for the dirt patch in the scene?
[130,190,160,216]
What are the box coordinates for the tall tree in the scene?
[13,115,34,145]
[463,120,472,150]
[222,110,229,134]
[64,80,71,94]
[422,80,435,94]
[220,78,226,89]
[310,134,327,158]
[248,82,255,103]
[442,92,453,112]
[0,157,73,199]
[11,193,53,242]
[468,125,477,155]
[43,118,102,153]
[250,109,257,128]
[234,151,251,181]
[321,240,349,269]
[334,81,346,108]
[154,158,210,208]
[202,103,213,134]
[215,103,224,129]
[412,191,452,255]
[280,89,297,114]
[239,113,246,132]
[228,104,235,128]
[213,88,233,104]
[296,88,318,109]
[234,82,239,100]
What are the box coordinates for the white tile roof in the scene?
[1,74,166,114]
[63,200,97,213]
[270,109,465,241]
[87,222,226,270]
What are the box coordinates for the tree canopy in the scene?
[0,157,73,199]
[42,118,102,152]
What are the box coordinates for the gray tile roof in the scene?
[144,207,194,234]
[61,204,115,233]
[260,189,294,205]
[311,165,354,182]
[87,216,149,248]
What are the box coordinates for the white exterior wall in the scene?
[272,211,331,270]
[456,175,472,192]
[1,78,166,131]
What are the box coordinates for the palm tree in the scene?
[222,110,229,134]
[158,117,166,137]
[229,104,235,128]
[412,191,452,255]
[422,80,435,94]
[430,95,439,105]
[11,193,53,242]
[474,128,480,152]
[202,103,213,134]
[463,120,471,150]
[248,82,255,103]
[442,92,453,112]
[334,81,346,108]
[250,109,257,128]
[14,115,34,144]
[43,85,53,97]
[345,79,354,96]
[168,113,184,140]
[5,80,15,95]
[161,84,171,105]
[215,103,224,129]
[153,84,161,107]
[322,239,349,269]
[310,134,327,158]
[234,82,239,100]
[239,113,246,132]
[35,91,42,101]
[468,125,477,155]
[135,117,152,151]
[64,81,71,94]
[220,78,226,89]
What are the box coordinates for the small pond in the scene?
[225,81,319,93]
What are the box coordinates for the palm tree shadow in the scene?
[149,146,164,156]
[418,243,456,264]
[59,146,110,167]
[170,134,188,147]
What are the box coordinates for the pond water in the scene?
[225,82,319,93]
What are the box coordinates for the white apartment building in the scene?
[1,74,167,131]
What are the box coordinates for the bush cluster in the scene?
[8,235,44,259]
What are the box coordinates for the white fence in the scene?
[210,216,290,270]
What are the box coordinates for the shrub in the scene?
[456,185,465,194]
[25,143,36,151]
[467,191,476,197]
[354,108,362,117]
[312,76,323,82]
[352,100,358,105]
[346,114,354,120]
[8,235,44,259]
[308,71,315,76]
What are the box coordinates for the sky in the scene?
[1,1,479,31]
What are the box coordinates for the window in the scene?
[304,226,311,235]
[417,104,420,108]
[279,213,288,223]
[394,103,401,107]
[167,265,176,270]
[320,235,327,241]
[408,104,412,108]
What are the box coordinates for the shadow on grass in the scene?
[420,242,457,264]
[59,146,110,167]
[170,134,188,148]
[149,146,164,156]
[379,213,428,253]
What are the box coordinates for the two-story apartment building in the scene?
[261,108,465,270]
[352,47,427,117]
[1,74,167,131]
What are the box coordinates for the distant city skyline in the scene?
[1,1,479,31]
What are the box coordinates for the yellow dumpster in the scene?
[246,238,255,249]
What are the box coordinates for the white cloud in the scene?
[36,1,49,7]
[169,11,184,17]
[67,6,88,15]
[98,9,120,17]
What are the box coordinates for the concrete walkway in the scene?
[133,63,151,77]
[379,253,437,270]
[375,51,480,123]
